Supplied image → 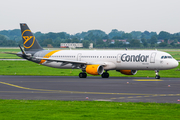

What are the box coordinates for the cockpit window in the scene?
[161,56,172,59]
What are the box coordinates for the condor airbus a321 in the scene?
[15,23,178,79]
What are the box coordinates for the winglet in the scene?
[18,45,32,59]
[19,44,26,55]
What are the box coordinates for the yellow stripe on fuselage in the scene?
[39,50,60,64]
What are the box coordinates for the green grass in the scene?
[0,61,81,76]
[0,61,180,77]
[0,48,20,52]
[165,51,180,60]
[0,48,21,59]
[0,100,180,120]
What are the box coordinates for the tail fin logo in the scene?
[22,30,35,49]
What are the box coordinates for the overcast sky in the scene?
[0,0,180,34]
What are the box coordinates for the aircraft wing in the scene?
[36,57,90,65]
[1,52,17,55]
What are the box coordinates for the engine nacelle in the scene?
[86,65,104,75]
[117,70,137,75]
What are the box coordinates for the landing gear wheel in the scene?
[155,70,160,79]
[155,75,160,79]
[79,73,87,78]
[101,72,109,78]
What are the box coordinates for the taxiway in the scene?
[0,76,180,103]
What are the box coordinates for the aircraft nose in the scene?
[172,59,179,68]
[175,60,179,67]
[167,59,179,69]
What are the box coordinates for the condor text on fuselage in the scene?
[121,54,149,62]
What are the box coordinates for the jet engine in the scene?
[117,70,137,75]
[86,65,104,75]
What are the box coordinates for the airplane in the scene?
[13,23,179,79]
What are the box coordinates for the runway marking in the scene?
[136,96,142,98]
[1,81,180,101]
[0,91,63,93]
[159,94,166,96]
[110,94,180,100]
[127,96,133,98]
[95,99,112,101]
[133,79,163,81]
[0,81,153,96]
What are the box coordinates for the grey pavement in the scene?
[0,76,180,103]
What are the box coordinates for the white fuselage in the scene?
[34,50,179,70]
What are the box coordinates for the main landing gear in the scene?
[79,72,87,78]
[101,71,109,78]
[155,70,160,79]
[79,71,110,78]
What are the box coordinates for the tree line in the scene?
[0,29,180,48]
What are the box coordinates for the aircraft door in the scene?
[117,54,121,63]
[77,53,82,61]
[150,52,156,63]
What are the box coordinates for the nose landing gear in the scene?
[155,70,160,79]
